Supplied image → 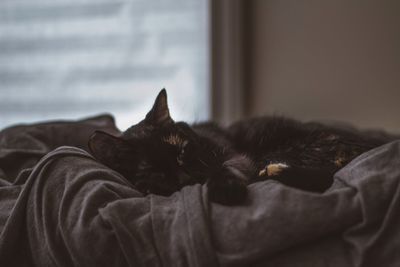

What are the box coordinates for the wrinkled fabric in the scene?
[0,117,399,267]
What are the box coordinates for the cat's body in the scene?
[228,117,389,192]
[89,89,393,205]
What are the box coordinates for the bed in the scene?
[1,115,400,266]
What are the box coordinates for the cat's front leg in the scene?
[207,168,248,205]
[207,155,254,205]
[258,162,334,192]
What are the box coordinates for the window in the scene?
[0,0,209,130]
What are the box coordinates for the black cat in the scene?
[89,89,392,205]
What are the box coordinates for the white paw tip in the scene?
[259,163,289,176]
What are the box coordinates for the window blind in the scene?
[0,0,209,130]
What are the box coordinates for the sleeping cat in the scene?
[89,89,392,205]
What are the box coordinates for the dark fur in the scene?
[89,89,392,205]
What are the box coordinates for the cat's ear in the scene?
[145,89,173,126]
[88,130,133,170]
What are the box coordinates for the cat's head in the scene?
[89,89,213,196]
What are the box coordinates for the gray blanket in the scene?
[0,116,399,267]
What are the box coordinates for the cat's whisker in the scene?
[198,158,209,168]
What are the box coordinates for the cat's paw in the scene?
[134,174,176,196]
[207,175,248,206]
[259,163,289,177]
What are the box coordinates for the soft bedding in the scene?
[0,115,400,267]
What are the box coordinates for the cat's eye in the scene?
[177,140,189,166]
